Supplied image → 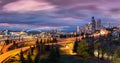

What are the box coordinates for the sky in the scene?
[0,0,120,31]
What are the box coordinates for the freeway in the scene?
[0,38,20,42]
[0,37,81,63]
[2,40,33,53]
[0,42,5,53]
[0,46,30,63]
[2,37,81,53]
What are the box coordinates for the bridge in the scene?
[0,37,82,63]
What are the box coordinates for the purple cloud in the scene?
[0,0,119,31]
[2,0,57,13]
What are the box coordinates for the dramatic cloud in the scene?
[2,0,57,13]
[0,0,120,31]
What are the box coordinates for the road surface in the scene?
[0,46,30,63]
[0,37,81,63]
[2,40,33,53]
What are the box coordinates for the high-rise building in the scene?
[77,26,80,33]
[76,26,83,34]
[85,23,92,33]
[85,24,89,32]
[79,26,83,34]
[4,29,9,35]
[106,21,111,28]
[89,23,93,31]
[97,19,102,30]
[91,16,96,32]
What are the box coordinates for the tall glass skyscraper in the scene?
[91,17,96,32]
[97,19,102,30]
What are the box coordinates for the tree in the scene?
[53,38,57,43]
[27,52,33,63]
[5,39,10,45]
[77,40,90,58]
[47,39,50,43]
[40,39,42,44]
[47,46,60,63]
[20,50,26,63]
[36,39,40,53]
[101,43,106,60]
[36,39,39,46]
[88,36,94,56]
[44,39,47,44]
[13,41,17,48]
[30,46,34,55]
[54,38,58,43]
[34,52,40,63]
[73,38,78,53]
[55,45,60,58]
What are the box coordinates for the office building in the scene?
[97,19,102,30]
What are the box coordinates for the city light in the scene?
[0,0,119,63]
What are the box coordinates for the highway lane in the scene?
[0,42,5,55]
[0,37,81,63]
[0,41,74,63]
[2,40,33,53]
[1,37,76,54]
[0,46,30,63]
[2,37,81,53]
[0,38,20,42]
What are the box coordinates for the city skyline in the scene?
[0,0,120,63]
[0,0,120,31]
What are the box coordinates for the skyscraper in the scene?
[76,26,80,33]
[106,21,111,28]
[85,24,89,33]
[76,26,82,34]
[85,23,92,33]
[91,16,96,32]
[97,19,102,30]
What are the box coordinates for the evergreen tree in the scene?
[34,52,40,63]
[40,39,42,44]
[13,41,17,48]
[73,38,78,53]
[47,47,60,63]
[47,39,50,43]
[5,39,9,45]
[53,38,57,43]
[30,46,34,55]
[27,52,33,63]
[88,36,94,56]
[54,38,57,43]
[77,40,90,58]
[20,50,26,63]
[36,39,39,46]
[55,45,60,58]
[36,39,40,53]
[44,39,47,44]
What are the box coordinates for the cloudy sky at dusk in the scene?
[0,0,120,31]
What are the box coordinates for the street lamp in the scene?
[66,45,69,49]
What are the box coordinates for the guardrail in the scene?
[2,40,34,53]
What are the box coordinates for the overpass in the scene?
[0,37,81,63]
[0,46,30,63]
[2,40,33,53]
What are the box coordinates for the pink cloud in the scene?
[0,0,2,3]
[25,26,69,31]
[58,17,78,21]
[2,0,57,13]
[0,23,34,28]
[0,23,69,30]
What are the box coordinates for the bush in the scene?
[77,40,90,58]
